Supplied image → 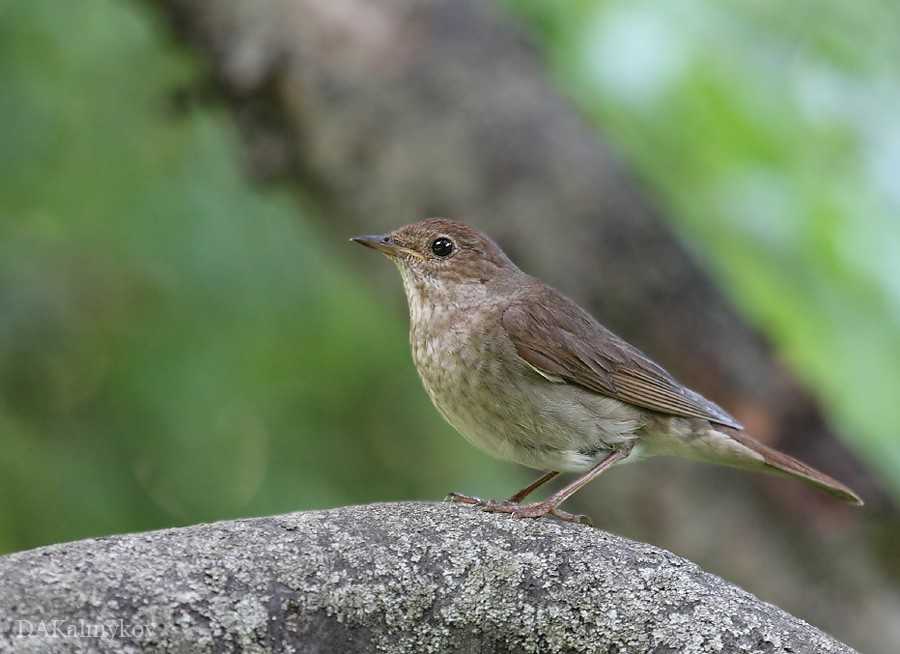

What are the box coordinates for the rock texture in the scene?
[0,502,853,653]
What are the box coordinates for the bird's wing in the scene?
[501,290,743,430]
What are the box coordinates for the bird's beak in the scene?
[350,233,400,257]
[350,234,425,260]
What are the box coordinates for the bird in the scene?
[351,218,863,523]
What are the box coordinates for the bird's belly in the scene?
[414,336,644,472]
[431,388,560,470]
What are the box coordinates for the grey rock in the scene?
[0,502,853,653]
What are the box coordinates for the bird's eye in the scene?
[431,237,454,258]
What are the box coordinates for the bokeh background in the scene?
[2,1,899,651]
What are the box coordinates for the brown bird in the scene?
[352,218,863,523]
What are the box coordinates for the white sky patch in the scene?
[791,61,855,125]
[791,62,900,210]
[839,204,900,325]
[864,117,900,211]
[714,168,802,250]
[581,4,691,105]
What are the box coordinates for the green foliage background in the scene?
[1,0,898,556]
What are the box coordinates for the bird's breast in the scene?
[409,304,527,459]
[408,303,644,472]
[409,305,498,415]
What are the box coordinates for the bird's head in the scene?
[351,218,519,304]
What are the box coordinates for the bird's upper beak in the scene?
[350,233,424,260]
[350,233,400,257]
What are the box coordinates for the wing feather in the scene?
[501,289,743,430]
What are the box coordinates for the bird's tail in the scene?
[726,429,863,506]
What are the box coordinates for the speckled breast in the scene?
[411,307,521,454]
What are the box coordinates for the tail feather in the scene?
[729,431,864,506]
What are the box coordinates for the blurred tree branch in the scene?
[0,503,857,653]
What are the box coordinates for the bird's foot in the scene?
[444,491,484,505]
[498,501,592,526]
[446,492,591,525]
[444,492,517,511]
[473,498,519,511]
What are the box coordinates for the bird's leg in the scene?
[445,470,559,509]
[496,449,630,524]
[507,470,559,503]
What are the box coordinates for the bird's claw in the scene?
[553,509,593,526]
[444,491,483,505]
[446,493,592,525]
[502,502,591,525]
[474,498,518,511]
[445,493,519,512]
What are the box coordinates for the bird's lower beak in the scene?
[350,233,401,257]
